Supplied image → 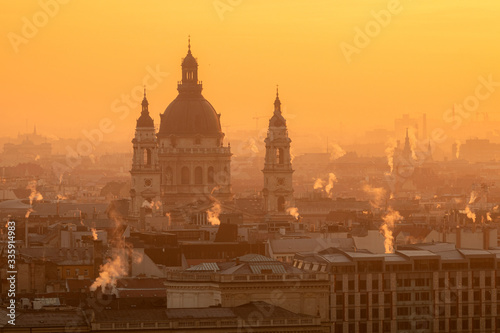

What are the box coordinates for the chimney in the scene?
[93,240,103,279]
[456,227,461,249]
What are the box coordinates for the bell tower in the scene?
[262,88,294,214]
[130,89,161,217]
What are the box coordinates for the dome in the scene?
[182,50,198,68]
[158,95,222,136]
[136,94,154,128]
[158,42,222,137]
[136,113,154,128]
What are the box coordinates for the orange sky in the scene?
[1,0,500,147]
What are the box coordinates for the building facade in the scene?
[130,42,232,217]
[293,242,500,333]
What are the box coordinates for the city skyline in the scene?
[2,1,500,143]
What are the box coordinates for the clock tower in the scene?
[130,89,161,217]
[262,88,294,214]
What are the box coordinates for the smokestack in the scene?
[93,240,103,279]
[25,217,29,248]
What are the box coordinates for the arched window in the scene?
[207,167,214,184]
[277,196,285,212]
[181,167,190,185]
[143,149,151,165]
[276,148,284,164]
[194,167,203,185]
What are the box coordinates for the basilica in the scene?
[130,42,294,221]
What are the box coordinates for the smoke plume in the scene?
[286,207,300,219]
[207,202,222,226]
[380,208,403,253]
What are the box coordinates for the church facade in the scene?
[130,42,232,217]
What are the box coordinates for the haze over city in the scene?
[2,1,500,155]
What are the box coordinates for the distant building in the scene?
[130,40,232,217]
[262,89,295,218]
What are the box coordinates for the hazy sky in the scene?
[1,0,500,144]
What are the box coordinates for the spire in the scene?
[141,86,149,111]
[188,35,191,53]
[33,124,37,135]
[402,128,412,159]
[274,85,281,114]
[136,86,154,128]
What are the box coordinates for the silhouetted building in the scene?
[262,89,294,214]
[130,41,232,217]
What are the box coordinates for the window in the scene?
[384,308,391,319]
[194,166,203,184]
[462,319,468,330]
[397,292,411,302]
[450,306,457,316]
[397,322,411,330]
[143,148,151,165]
[462,277,468,287]
[372,279,379,290]
[276,148,284,164]
[181,167,190,184]
[348,309,355,320]
[360,309,367,320]
[348,280,355,291]
[372,294,379,304]
[439,320,445,331]
[66,269,70,277]
[372,323,379,333]
[84,269,88,276]
[397,307,409,316]
[75,268,79,276]
[372,308,379,319]
[348,295,355,305]
[336,295,343,306]
[462,292,468,302]
[359,280,366,290]
[336,310,343,320]
[384,293,391,304]
[207,167,214,184]
[360,294,367,304]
